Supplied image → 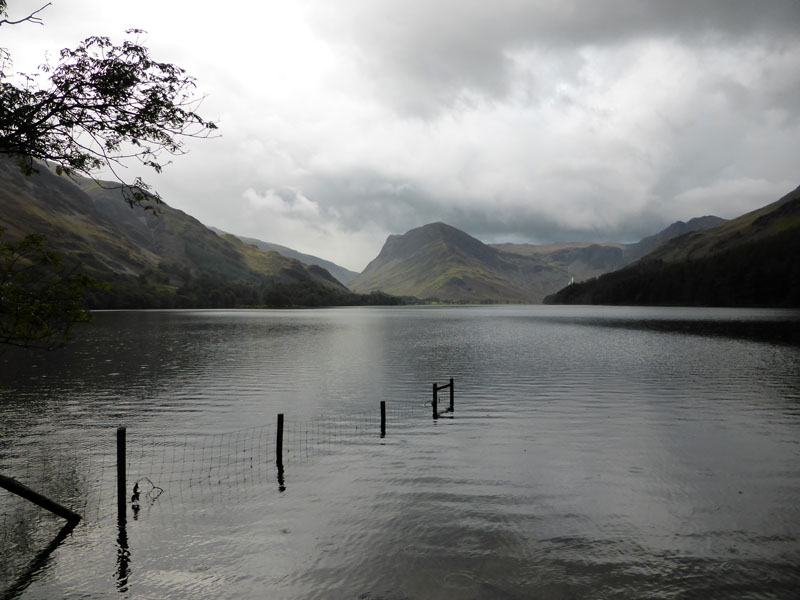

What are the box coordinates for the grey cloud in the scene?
[309,0,800,116]
[301,165,668,246]
[10,0,798,270]
[303,170,437,231]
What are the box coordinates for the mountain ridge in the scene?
[544,185,800,307]
[5,155,794,307]
[349,213,736,304]
[492,215,726,281]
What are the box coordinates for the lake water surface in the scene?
[1,306,799,599]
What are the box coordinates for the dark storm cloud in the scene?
[303,165,660,246]
[303,169,439,231]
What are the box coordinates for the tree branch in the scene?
[1,30,218,209]
[0,2,51,27]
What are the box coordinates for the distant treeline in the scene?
[84,262,403,309]
[545,229,800,308]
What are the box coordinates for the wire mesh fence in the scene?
[1,391,442,595]
[121,398,431,503]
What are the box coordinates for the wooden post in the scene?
[380,401,386,437]
[276,413,284,467]
[0,474,81,525]
[432,382,438,419]
[276,413,286,492]
[449,377,455,412]
[117,426,126,521]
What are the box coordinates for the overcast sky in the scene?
[4,0,800,270]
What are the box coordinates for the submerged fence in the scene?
[122,395,442,504]
[0,380,456,597]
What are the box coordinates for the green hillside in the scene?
[544,186,800,307]
[0,158,395,308]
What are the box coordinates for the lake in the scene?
[1,305,799,599]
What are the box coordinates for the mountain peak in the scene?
[350,222,564,303]
[376,222,492,262]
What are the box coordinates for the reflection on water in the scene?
[1,306,799,599]
[115,513,130,594]
[0,518,78,600]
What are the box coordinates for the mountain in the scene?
[348,222,566,303]
[492,216,726,281]
[0,157,390,308]
[211,229,359,286]
[491,241,626,281]
[544,186,800,307]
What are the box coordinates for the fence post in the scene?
[380,401,386,437]
[276,414,284,467]
[117,426,126,521]
[276,414,286,492]
[449,377,455,412]
[432,382,438,419]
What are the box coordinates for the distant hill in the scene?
[348,222,566,303]
[493,216,726,281]
[0,157,395,308]
[492,241,626,281]
[211,229,359,286]
[544,186,800,307]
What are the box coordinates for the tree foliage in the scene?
[0,1,217,207]
[0,1,219,348]
[0,229,103,349]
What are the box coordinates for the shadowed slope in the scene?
[544,186,800,307]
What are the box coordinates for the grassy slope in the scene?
[226,232,360,286]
